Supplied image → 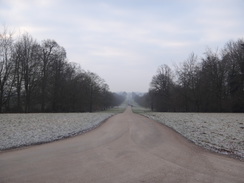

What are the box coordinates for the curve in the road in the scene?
[0,107,243,183]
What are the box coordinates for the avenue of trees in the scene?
[135,38,244,112]
[0,28,124,113]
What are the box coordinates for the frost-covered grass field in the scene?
[142,112,244,160]
[0,112,116,151]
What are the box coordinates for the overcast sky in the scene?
[1,0,243,92]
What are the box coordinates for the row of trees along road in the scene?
[0,28,125,113]
[134,38,244,112]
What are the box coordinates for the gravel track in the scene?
[1,110,243,160]
[1,107,243,183]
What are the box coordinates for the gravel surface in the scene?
[2,107,244,183]
[142,112,244,159]
[0,113,114,151]
[1,111,243,160]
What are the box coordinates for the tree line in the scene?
[134,38,244,112]
[0,28,125,113]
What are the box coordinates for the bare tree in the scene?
[222,39,244,111]
[12,33,41,112]
[0,27,14,112]
[176,53,200,111]
[49,46,67,111]
[39,39,59,112]
[150,64,174,111]
[86,72,105,112]
[0,29,125,113]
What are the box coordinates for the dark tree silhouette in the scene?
[138,38,244,112]
[0,28,122,113]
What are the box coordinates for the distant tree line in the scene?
[134,38,244,112]
[0,28,124,113]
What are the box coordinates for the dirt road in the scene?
[0,107,243,183]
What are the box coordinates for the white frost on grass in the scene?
[143,112,244,159]
[0,113,114,151]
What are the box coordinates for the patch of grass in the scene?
[100,107,126,114]
[132,106,151,114]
